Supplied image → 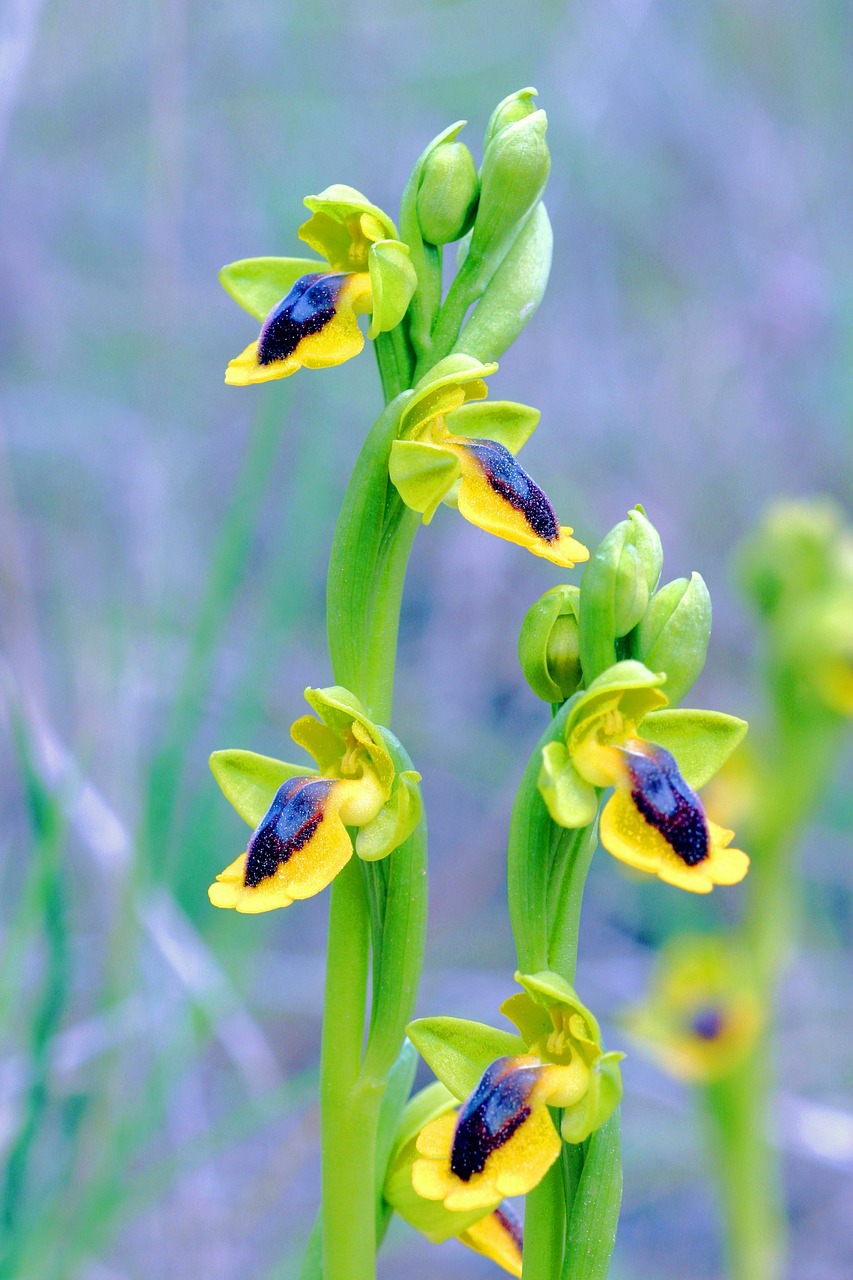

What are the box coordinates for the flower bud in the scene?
[483,87,539,152]
[633,573,712,705]
[518,585,582,703]
[467,103,550,280]
[579,508,663,683]
[416,140,479,246]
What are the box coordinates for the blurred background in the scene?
[1,0,851,1276]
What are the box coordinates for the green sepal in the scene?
[218,256,325,321]
[294,685,396,797]
[640,708,748,790]
[367,239,418,338]
[538,741,598,828]
[515,970,601,1036]
[402,354,496,436]
[299,184,397,270]
[560,1051,625,1145]
[445,399,540,453]
[564,660,667,741]
[356,769,422,861]
[208,749,312,829]
[453,202,553,364]
[389,440,461,523]
[633,572,712,706]
[407,1016,526,1101]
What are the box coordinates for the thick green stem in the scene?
[522,1162,566,1280]
[319,347,427,1279]
[705,1049,784,1280]
[320,860,378,1280]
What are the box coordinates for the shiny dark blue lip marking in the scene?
[493,1203,524,1253]
[244,777,334,887]
[623,744,709,866]
[257,273,346,366]
[464,440,560,543]
[691,1007,725,1040]
[450,1056,540,1182]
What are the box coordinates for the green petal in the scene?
[560,1051,624,1144]
[356,769,422,861]
[407,1016,526,1101]
[402,355,497,436]
[445,399,540,453]
[514,970,603,1044]
[218,257,326,321]
[389,439,461,523]
[209,749,313,828]
[499,992,550,1045]
[538,741,598,828]
[640,708,748,789]
[367,239,417,338]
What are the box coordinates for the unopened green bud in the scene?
[468,101,550,278]
[633,573,712,705]
[579,508,663,683]
[453,202,553,364]
[483,86,539,151]
[416,140,479,246]
[518,585,582,703]
[737,497,853,618]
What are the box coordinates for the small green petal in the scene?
[639,708,749,789]
[407,1016,526,1101]
[445,400,540,453]
[218,257,326,321]
[538,741,598,828]
[389,439,461,522]
[564,660,667,741]
[499,992,551,1046]
[356,769,422,861]
[367,239,417,338]
[560,1051,624,1144]
[209,749,313,828]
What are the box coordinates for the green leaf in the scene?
[445,399,540,453]
[218,256,325,321]
[640,708,748,789]
[209,749,311,828]
[562,1111,623,1280]
[389,440,461,523]
[407,1016,525,1101]
[367,239,418,338]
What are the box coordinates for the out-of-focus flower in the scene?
[389,356,588,567]
[208,685,420,912]
[623,934,763,1083]
[220,186,416,384]
[539,661,749,893]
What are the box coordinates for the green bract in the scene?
[632,572,712,706]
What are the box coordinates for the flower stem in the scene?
[318,350,425,1279]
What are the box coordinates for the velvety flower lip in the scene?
[459,1203,523,1277]
[444,436,588,567]
[411,1054,563,1212]
[208,774,357,913]
[600,739,749,894]
[225,271,371,385]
